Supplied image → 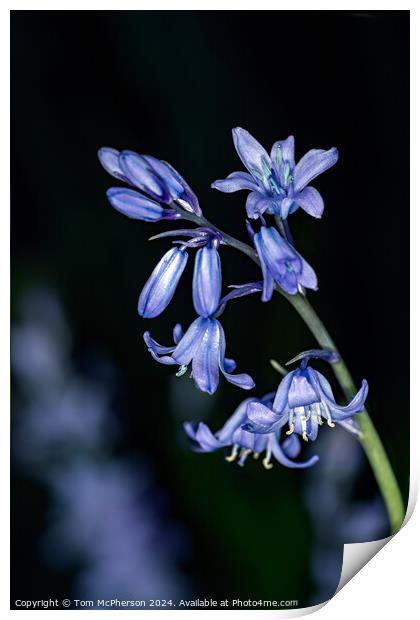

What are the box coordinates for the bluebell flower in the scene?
[184,394,319,469]
[212,128,338,220]
[144,318,255,394]
[254,225,317,299]
[106,188,178,222]
[138,247,188,318]
[243,352,368,442]
[139,229,222,319]
[192,244,222,317]
[98,147,201,217]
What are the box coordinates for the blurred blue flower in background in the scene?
[303,429,387,604]
[12,288,190,602]
[211,127,338,219]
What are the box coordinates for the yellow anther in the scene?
[318,416,323,425]
[327,420,336,428]
[225,445,239,463]
[262,457,273,470]
[286,424,295,435]
[253,452,260,459]
[302,431,308,442]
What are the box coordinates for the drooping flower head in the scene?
[98,147,201,221]
[184,394,319,469]
[243,350,368,442]
[212,128,338,220]
[253,225,317,299]
[143,232,254,394]
[144,318,254,395]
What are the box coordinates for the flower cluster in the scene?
[98,128,368,470]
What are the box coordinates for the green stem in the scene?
[286,294,405,535]
[175,207,405,534]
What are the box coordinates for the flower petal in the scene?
[211,171,259,193]
[184,421,225,451]
[98,147,131,182]
[294,186,324,218]
[191,319,221,394]
[217,397,256,443]
[281,434,300,458]
[193,246,222,317]
[254,231,275,302]
[106,188,168,222]
[272,371,295,412]
[232,127,271,180]
[144,156,201,215]
[138,247,188,318]
[287,371,319,408]
[270,136,295,170]
[257,226,300,295]
[269,434,319,469]
[246,191,274,219]
[143,331,177,365]
[218,322,255,390]
[293,147,339,192]
[298,253,318,291]
[223,357,236,372]
[280,197,295,219]
[162,160,201,215]
[243,401,284,434]
[143,330,176,355]
[119,150,170,202]
[310,369,369,420]
[173,324,184,344]
[172,317,208,366]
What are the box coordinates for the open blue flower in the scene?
[144,318,255,394]
[184,394,319,469]
[243,355,368,442]
[98,146,201,218]
[212,128,338,220]
[254,226,317,299]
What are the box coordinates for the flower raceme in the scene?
[98,147,201,220]
[184,394,319,469]
[212,127,338,220]
[243,352,368,443]
[253,225,317,299]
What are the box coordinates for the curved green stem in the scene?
[174,207,405,533]
[286,294,405,535]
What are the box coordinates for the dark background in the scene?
[11,10,409,609]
